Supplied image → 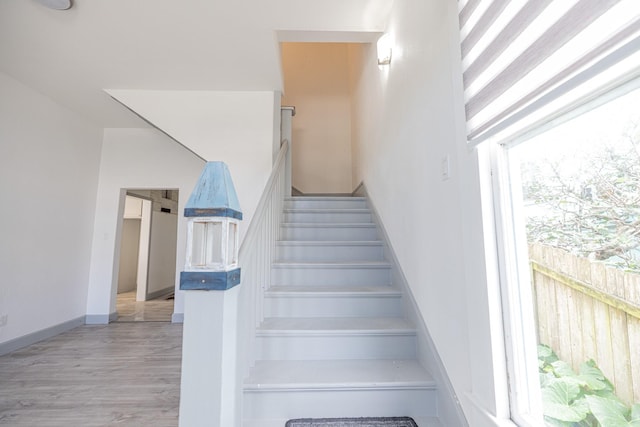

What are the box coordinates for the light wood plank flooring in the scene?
[115,291,174,322]
[0,323,182,426]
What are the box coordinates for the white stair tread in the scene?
[272,261,392,268]
[266,285,401,296]
[244,360,434,390]
[243,420,288,427]
[244,418,442,427]
[282,223,376,228]
[286,197,367,201]
[258,317,414,333]
[277,240,383,246]
[284,208,371,213]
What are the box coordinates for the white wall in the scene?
[349,1,508,426]
[117,218,141,294]
[281,43,354,194]
[118,196,142,294]
[85,128,204,321]
[147,210,178,297]
[0,71,102,344]
[106,90,279,236]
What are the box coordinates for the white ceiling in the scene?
[0,0,391,127]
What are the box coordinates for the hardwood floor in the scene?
[0,323,182,426]
[115,291,174,322]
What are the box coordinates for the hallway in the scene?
[0,323,182,426]
[115,291,174,322]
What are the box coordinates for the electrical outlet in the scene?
[0,314,8,327]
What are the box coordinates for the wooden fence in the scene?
[529,243,640,405]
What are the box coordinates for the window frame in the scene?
[488,141,545,426]
[185,217,240,271]
[485,78,640,426]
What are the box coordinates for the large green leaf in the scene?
[552,360,578,378]
[539,344,559,364]
[543,416,575,427]
[542,379,590,422]
[578,360,613,392]
[586,395,640,427]
[540,372,557,388]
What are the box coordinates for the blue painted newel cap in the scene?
[184,161,242,219]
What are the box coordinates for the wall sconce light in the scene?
[180,162,242,291]
[377,33,393,66]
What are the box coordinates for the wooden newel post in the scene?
[178,162,242,427]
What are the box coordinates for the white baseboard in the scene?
[85,312,117,324]
[0,316,85,356]
[462,392,519,427]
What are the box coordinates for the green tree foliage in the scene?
[520,121,640,272]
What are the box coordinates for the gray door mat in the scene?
[285,417,419,427]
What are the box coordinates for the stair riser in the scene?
[284,212,372,223]
[281,226,378,241]
[276,244,384,262]
[272,267,391,286]
[256,334,416,360]
[285,199,368,209]
[243,388,437,419]
[264,295,403,317]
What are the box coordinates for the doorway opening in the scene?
[280,42,365,195]
[115,189,179,322]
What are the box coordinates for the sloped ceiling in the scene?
[0,0,391,128]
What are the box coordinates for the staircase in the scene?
[243,196,441,427]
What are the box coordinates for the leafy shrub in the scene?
[538,344,640,426]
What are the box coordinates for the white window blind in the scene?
[458,0,640,146]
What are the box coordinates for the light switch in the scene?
[441,155,451,180]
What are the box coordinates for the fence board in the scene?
[576,256,597,362]
[556,277,574,366]
[533,270,548,347]
[550,248,569,364]
[627,272,640,306]
[529,244,640,406]
[548,277,562,357]
[590,262,617,386]
[564,251,584,370]
[628,317,640,403]
[607,267,633,404]
[626,273,640,403]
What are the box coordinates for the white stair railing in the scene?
[236,138,289,382]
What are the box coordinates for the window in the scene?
[458,0,640,423]
[190,221,223,268]
[491,86,640,426]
